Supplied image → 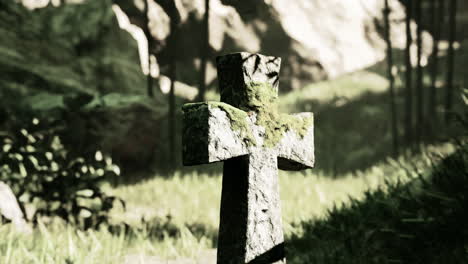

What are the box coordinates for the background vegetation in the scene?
[0,0,467,263]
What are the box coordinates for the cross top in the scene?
[182,52,315,264]
[217,53,281,111]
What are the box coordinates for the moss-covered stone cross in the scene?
[182,52,314,264]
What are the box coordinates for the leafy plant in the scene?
[0,117,124,229]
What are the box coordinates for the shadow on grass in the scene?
[296,90,399,175]
[286,143,468,264]
[292,44,467,176]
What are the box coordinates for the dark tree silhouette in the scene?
[445,0,457,123]
[428,0,443,131]
[197,0,210,101]
[384,0,399,157]
[415,0,423,145]
[169,43,176,168]
[143,0,154,97]
[168,5,179,168]
[404,0,413,145]
[155,0,181,168]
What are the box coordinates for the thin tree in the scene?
[428,0,443,132]
[155,0,181,168]
[143,0,154,97]
[415,0,423,145]
[169,40,176,168]
[197,0,210,101]
[168,6,179,168]
[404,0,413,145]
[445,0,457,123]
[384,0,399,157]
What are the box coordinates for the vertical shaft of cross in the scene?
[218,156,249,263]
[218,150,285,264]
[216,53,286,264]
[182,52,314,263]
[245,149,285,263]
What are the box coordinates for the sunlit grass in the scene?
[0,142,455,263]
[0,221,127,264]
[280,71,389,113]
[0,67,463,262]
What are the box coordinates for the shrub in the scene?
[287,141,468,264]
[0,117,123,229]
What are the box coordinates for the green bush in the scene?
[287,141,468,264]
[0,117,123,229]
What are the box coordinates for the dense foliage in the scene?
[0,118,123,229]
[288,141,468,263]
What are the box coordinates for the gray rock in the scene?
[0,181,31,234]
[183,53,314,263]
[119,0,432,90]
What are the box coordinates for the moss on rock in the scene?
[242,82,278,111]
[183,81,313,149]
[244,82,313,148]
[183,102,256,146]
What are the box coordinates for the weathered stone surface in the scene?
[219,149,285,264]
[182,52,314,263]
[182,102,314,170]
[0,181,31,234]
[118,0,433,90]
[277,113,315,170]
[182,103,250,165]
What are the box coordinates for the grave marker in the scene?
[182,52,314,264]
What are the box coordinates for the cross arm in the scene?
[276,113,315,171]
[182,102,253,166]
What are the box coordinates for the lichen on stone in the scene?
[256,110,314,148]
[209,102,257,146]
[183,81,313,149]
[242,82,278,111]
[243,82,313,148]
[183,102,256,146]
[182,103,210,163]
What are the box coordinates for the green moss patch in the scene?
[183,102,256,146]
[256,110,314,148]
[242,82,278,111]
[245,82,313,148]
[183,81,313,148]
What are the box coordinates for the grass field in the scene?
[0,147,448,263]
[0,141,458,263]
[0,63,466,263]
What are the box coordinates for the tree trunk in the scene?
[155,0,181,169]
[198,0,210,101]
[143,0,154,98]
[169,58,176,168]
[415,0,423,145]
[445,0,457,123]
[428,0,443,132]
[384,0,399,157]
[404,0,413,145]
[169,25,178,169]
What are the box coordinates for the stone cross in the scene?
[182,52,314,264]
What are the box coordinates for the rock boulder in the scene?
[120,0,432,91]
[0,181,31,233]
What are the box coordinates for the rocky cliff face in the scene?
[11,0,430,93]
[1,0,432,173]
[121,0,430,91]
